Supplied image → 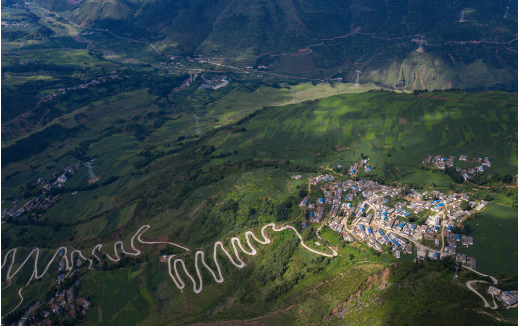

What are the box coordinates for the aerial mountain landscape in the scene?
[1,0,517,325]
[25,0,519,90]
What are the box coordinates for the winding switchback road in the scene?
[167,223,336,293]
[1,225,189,282]
[466,280,493,308]
[462,265,498,285]
[2,222,336,300]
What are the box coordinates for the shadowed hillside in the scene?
[28,0,518,90]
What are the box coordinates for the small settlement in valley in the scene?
[1,159,99,221]
[17,281,92,324]
[422,154,491,180]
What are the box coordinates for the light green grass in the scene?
[457,203,518,277]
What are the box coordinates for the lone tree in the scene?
[460,200,470,211]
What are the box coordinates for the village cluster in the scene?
[41,74,120,102]
[15,250,91,324]
[423,154,491,180]
[159,57,185,68]
[1,20,34,28]
[1,161,92,220]
[297,173,490,269]
[55,249,84,281]
[245,65,268,70]
[161,55,221,69]
[198,74,230,90]
[17,279,91,325]
[317,158,372,178]
[488,286,519,307]
[345,158,372,175]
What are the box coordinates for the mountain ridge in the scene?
[21,0,519,90]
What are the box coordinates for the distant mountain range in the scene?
[34,0,518,90]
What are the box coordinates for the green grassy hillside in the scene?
[1,83,516,325]
[217,90,518,178]
[2,90,516,246]
[1,1,517,323]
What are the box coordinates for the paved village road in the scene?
[467,280,491,308]
[462,265,498,285]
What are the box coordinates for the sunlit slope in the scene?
[218,90,518,175]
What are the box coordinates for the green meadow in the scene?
[457,203,518,277]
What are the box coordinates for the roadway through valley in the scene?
[26,4,517,85]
